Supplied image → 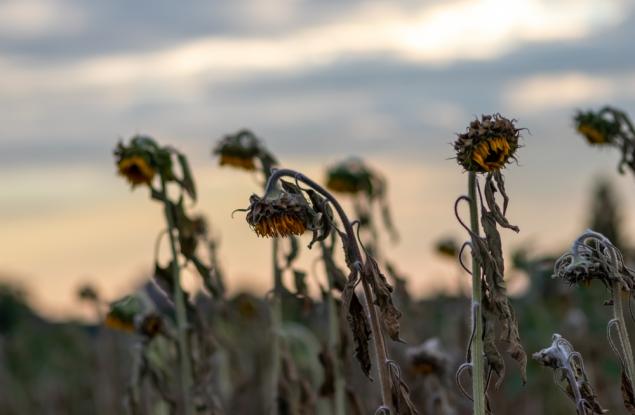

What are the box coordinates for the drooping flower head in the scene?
[407,338,450,377]
[114,135,172,188]
[114,135,197,199]
[553,229,635,290]
[435,237,459,259]
[533,333,606,415]
[243,180,333,244]
[325,157,379,196]
[325,157,398,242]
[454,114,522,173]
[245,192,312,238]
[213,129,277,173]
[574,110,621,145]
[104,294,163,338]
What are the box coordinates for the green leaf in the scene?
[177,152,197,201]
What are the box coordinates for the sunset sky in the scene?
[2,0,635,318]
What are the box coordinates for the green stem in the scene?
[161,177,194,415]
[321,240,346,415]
[468,172,485,415]
[612,284,635,384]
[270,238,283,415]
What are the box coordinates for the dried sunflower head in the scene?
[114,135,172,188]
[407,338,450,377]
[213,129,277,172]
[104,295,141,333]
[435,237,458,258]
[104,294,163,338]
[553,229,635,290]
[325,157,377,196]
[245,192,313,238]
[574,110,620,145]
[454,114,521,173]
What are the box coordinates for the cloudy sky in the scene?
[2,0,635,318]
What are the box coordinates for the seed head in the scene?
[454,114,521,173]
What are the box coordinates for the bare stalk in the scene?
[612,282,635,383]
[160,176,194,415]
[265,168,393,413]
[320,240,346,415]
[270,237,283,415]
[468,172,485,415]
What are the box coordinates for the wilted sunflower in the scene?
[214,129,277,172]
[325,158,376,196]
[407,338,450,377]
[117,155,155,186]
[114,135,173,188]
[105,295,163,338]
[574,110,620,145]
[454,114,521,173]
[553,229,635,290]
[435,237,458,259]
[245,192,314,238]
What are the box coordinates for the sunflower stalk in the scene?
[270,237,283,414]
[262,168,395,413]
[468,172,486,415]
[160,175,194,415]
[611,283,635,386]
[320,239,346,415]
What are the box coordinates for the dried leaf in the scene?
[622,370,635,414]
[477,205,527,386]
[390,371,419,415]
[484,172,519,233]
[176,152,197,201]
[364,255,403,342]
[533,334,607,415]
[342,280,372,378]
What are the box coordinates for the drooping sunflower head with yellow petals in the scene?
[245,191,313,238]
[214,129,277,173]
[454,114,521,173]
[574,110,620,146]
[114,135,172,188]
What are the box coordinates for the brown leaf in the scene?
[342,279,372,378]
[622,370,635,414]
[484,172,519,233]
[364,255,403,342]
[390,366,419,415]
[477,206,527,386]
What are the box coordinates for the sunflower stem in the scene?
[270,237,283,415]
[160,177,194,415]
[321,240,347,415]
[612,282,635,384]
[264,168,394,413]
[468,172,486,415]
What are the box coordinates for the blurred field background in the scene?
[2,0,635,413]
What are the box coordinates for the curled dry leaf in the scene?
[363,255,403,342]
[533,334,606,415]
